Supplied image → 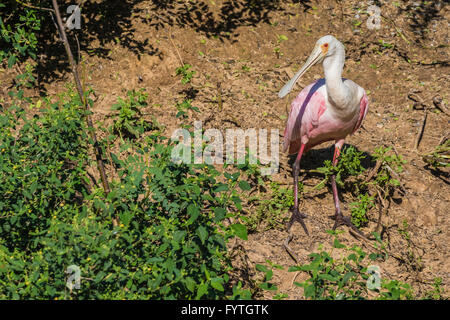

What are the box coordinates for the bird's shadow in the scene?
[288,143,375,171]
[286,143,376,195]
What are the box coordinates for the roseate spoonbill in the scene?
[279,35,369,236]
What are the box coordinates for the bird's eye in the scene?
[324,43,329,48]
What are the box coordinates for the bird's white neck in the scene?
[323,43,349,108]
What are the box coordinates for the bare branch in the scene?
[15,0,54,13]
[51,0,117,227]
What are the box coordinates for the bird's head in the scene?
[316,35,341,59]
[278,35,343,98]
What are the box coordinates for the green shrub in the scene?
[175,64,196,84]
[110,89,155,139]
[0,3,41,66]
[316,145,367,191]
[350,193,374,228]
[0,88,251,299]
[0,2,42,89]
[257,231,413,300]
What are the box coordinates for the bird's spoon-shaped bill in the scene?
[278,45,324,98]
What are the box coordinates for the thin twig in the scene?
[15,0,55,13]
[414,110,428,150]
[169,33,184,67]
[375,187,387,235]
[217,82,223,112]
[291,271,301,287]
[365,159,382,183]
[385,164,408,195]
[51,0,117,227]
[283,233,299,263]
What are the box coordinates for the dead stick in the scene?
[169,32,184,67]
[365,159,382,183]
[414,111,427,150]
[51,0,117,226]
[375,187,387,235]
[15,0,54,12]
[283,233,299,263]
[217,82,223,112]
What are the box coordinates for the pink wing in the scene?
[283,80,326,154]
[352,91,369,134]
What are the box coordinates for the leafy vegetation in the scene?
[311,145,407,230]
[0,3,40,67]
[370,146,407,192]
[350,194,374,228]
[245,182,293,232]
[0,87,254,299]
[110,89,155,139]
[256,231,413,300]
[423,138,449,169]
[315,146,367,191]
[0,2,41,90]
[175,64,196,84]
[175,99,199,120]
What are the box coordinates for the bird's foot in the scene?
[332,212,365,237]
[287,207,309,236]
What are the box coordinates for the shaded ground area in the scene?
[2,0,449,298]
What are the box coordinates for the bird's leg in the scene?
[284,143,308,262]
[331,142,364,236]
[287,143,309,235]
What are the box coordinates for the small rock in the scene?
[408,180,428,193]
[422,206,438,226]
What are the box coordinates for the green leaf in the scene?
[213,207,226,222]
[342,271,356,285]
[304,284,316,298]
[288,266,302,272]
[230,223,248,240]
[210,277,224,292]
[110,152,122,166]
[184,277,196,293]
[231,196,242,210]
[7,54,16,68]
[196,282,208,299]
[333,238,346,249]
[318,274,337,282]
[214,184,228,193]
[259,282,277,291]
[187,204,200,224]
[369,253,378,261]
[278,34,288,42]
[238,180,251,191]
[196,226,208,244]
[23,189,32,200]
[94,271,106,283]
[256,264,269,273]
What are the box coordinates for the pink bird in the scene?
[279,35,369,236]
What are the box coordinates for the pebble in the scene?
[408,180,428,193]
[423,206,438,226]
